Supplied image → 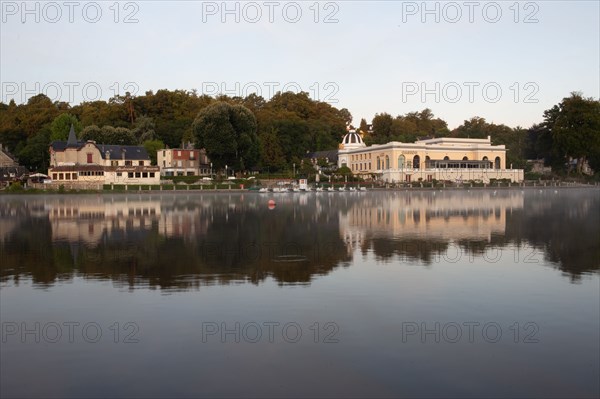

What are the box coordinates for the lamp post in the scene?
[225,165,228,178]
[293,163,296,178]
[210,162,213,179]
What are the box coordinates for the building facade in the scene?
[48,126,160,185]
[158,148,210,177]
[337,131,523,183]
[0,143,29,187]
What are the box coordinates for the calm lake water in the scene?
[1,189,599,398]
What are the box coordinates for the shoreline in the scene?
[1,183,598,196]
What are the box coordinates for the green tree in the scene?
[80,125,103,142]
[101,126,136,145]
[193,101,258,171]
[371,113,394,143]
[298,159,317,178]
[259,128,286,171]
[133,116,157,143]
[359,118,369,134]
[452,117,489,138]
[50,113,82,141]
[547,92,600,174]
[17,127,51,172]
[143,140,165,165]
[337,165,352,178]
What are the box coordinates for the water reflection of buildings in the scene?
[340,191,525,252]
[158,202,209,241]
[47,197,213,245]
[49,198,162,245]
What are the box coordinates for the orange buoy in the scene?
[268,199,276,210]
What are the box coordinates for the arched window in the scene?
[398,155,405,170]
[482,156,488,161]
[377,157,381,170]
[443,156,450,160]
[495,156,501,169]
[413,155,420,169]
[385,155,390,169]
[462,156,468,161]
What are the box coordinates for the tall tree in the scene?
[193,102,258,171]
[49,113,82,142]
[546,92,600,174]
[259,128,286,171]
[17,127,51,172]
[359,118,369,134]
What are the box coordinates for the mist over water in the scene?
[1,189,599,398]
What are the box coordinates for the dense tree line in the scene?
[0,90,597,176]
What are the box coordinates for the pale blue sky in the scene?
[1,1,598,128]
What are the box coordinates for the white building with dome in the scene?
[336,130,523,183]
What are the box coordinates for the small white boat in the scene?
[292,187,300,192]
[349,187,356,191]
[338,186,346,192]
[359,186,367,191]
[259,188,268,193]
[327,187,335,192]
[316,187,323,192]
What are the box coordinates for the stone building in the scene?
[337,131,523,183]
[157,147,210,176]
[48,125,160,186]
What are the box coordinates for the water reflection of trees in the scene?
[342,190,599,281]
[0,195,351,290]
[0,190,598,289]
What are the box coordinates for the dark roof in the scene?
[49,165,106,172]
[67,125,78,147]
[97,145,150,161]
[51,141,84,151]
[50,141,150,161]
[307,149,339,162]
[0,146,18,163]
[0,166,29,181]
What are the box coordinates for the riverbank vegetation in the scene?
[1,90,598,179]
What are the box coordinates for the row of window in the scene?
[80,171,104,176]
[349,155,502,170]
[117,172,156,179]
[52,172,81,180]
[350,153,372,162]
[162,161,196,167]
[52,171,156,180]
[162,150,197,159]
[85,153,145,166]
[110,160,146,166]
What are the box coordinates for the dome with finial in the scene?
[340,130,366,150]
